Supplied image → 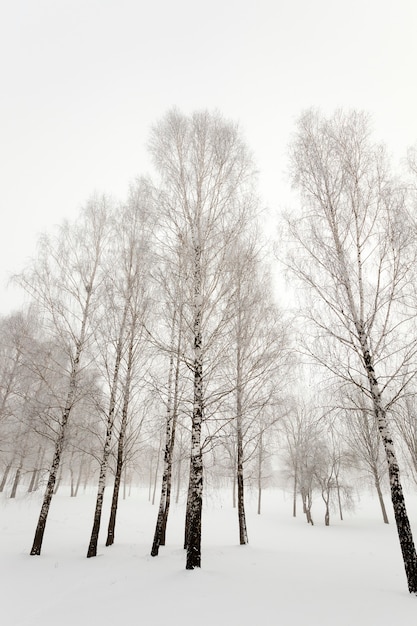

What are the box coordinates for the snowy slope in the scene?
[1,487,416,625]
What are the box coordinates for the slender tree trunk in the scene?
[10,464,22,498]
[151,317,176,556]
[0,462,12,492]
[106,326,135,547]
[335,475,343,521]
[30,357,81,555]
[373,471,389,524]
[232,469,236,509]
[30,280,93,556]
[152,439,162,506]
[28,447,44,493]
[53,465,63,495]
[236,389,248,543]
[185,246,204,570]
[292,467,298,518]
[359,324,417,592]
[123,465,127,500]
[87,301,128,558]
[73,461,83,497]
[33,447,46,493]
[175,454,182,504]
[160,327,181,546]
[148,459,153,502]
[257,431,263,516]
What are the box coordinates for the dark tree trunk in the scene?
[10,464,22,498]
[236,421,248,542]
[359,324,417,592]
[106,327,134,547]
[185,246,204,570]
[30,279,93,556]
[0,462,12,492]
[87,302,128,558]
[30,370,79,555]
[86,417,116,557]
[152,314,181,556]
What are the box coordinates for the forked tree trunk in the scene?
[106,327,134,547]
[87,305,127,558]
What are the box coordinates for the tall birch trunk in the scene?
[106,326,135,547]
[30,291,90,556]
[236,354,248,543]
[358,324,417,591]
[151,314,176,557]
[87,303,128,558]
[185,245,203,570]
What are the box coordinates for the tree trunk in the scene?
[185,246,204,570]
[175,454,182,504]
[73,462,83,497]
[106,327,134,547]
[257,431,263,516]
[87,302,127,558]
[292,468,298,518]
[30,370,79,555]
[359,325,417,592]
[10,464,22,498]
[151,315,176,557]
[0,462,12,492]
[53,465,63,495]
[160,325,181,547]
[237,428,248,541]
[335,475,343,521]
[152,439,162,506]
[30,281,93,556]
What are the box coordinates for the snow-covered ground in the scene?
[1,486,416,625]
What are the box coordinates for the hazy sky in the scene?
[1,0,417,313]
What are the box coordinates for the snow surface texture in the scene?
[1,488,416,625]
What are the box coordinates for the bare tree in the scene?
[16,196,110,555]
[149,109,257,569]
[287,109,417,592]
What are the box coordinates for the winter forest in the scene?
[3,107,417,623]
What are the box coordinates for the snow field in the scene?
[1,487,416,625]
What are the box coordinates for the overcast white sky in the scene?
[1,0,417,313]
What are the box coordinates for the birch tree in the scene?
[287,109,417,592]
[16,196,110,555]
[149,108,257,569]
